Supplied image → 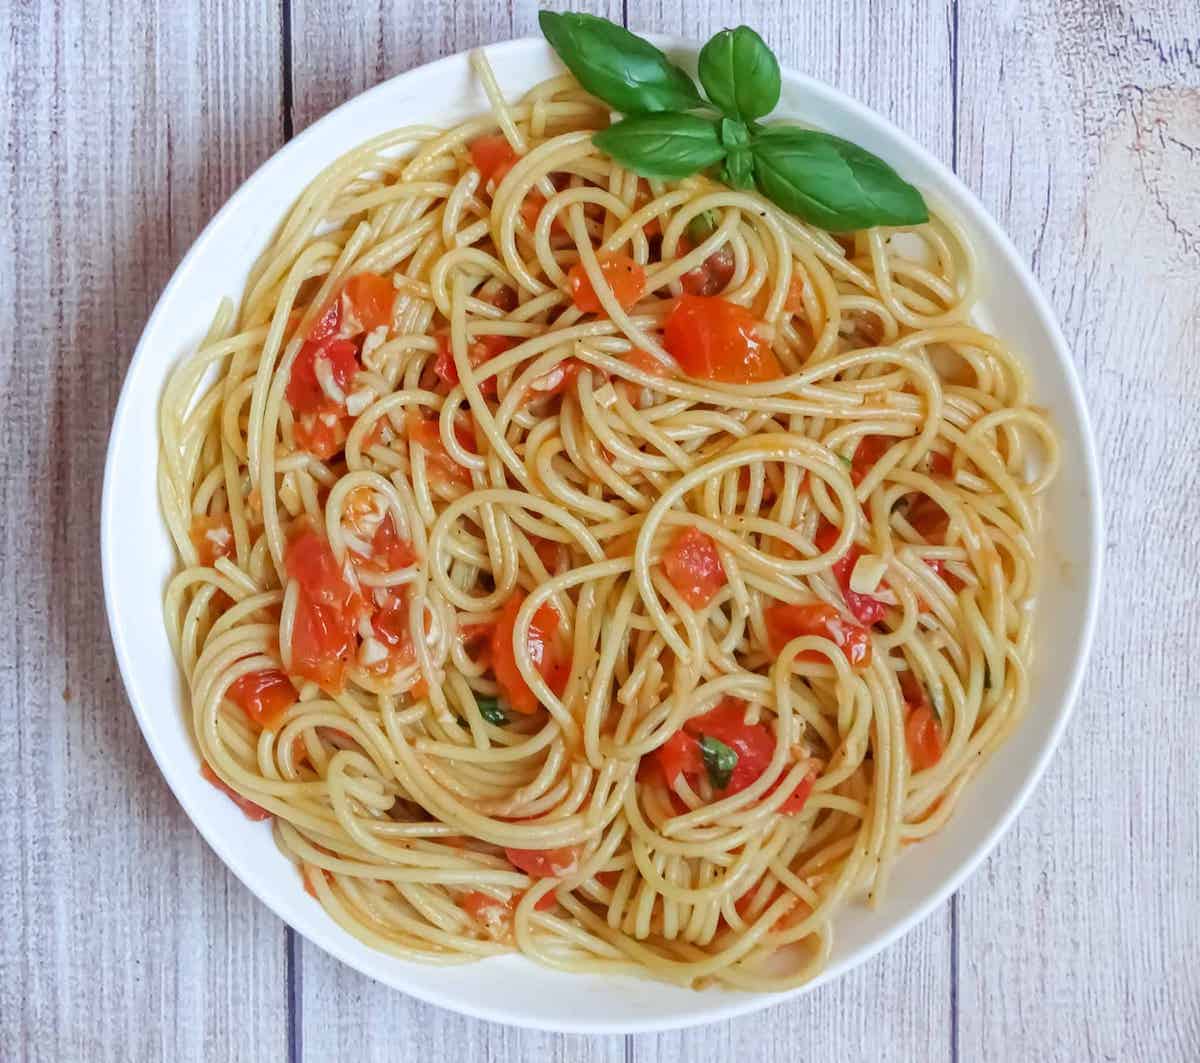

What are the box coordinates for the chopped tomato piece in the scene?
[530,358,583,396]
[504,845,580,878]
[530,536,565,573]
[343,272,396,333]
[663,295,781,384]
[307,297,341,343]
[661,526,726,608]
[928,450,954,476]
[293,409,350,459]
[568,253,647,313]
[814,521,888,625]
[201,762,271,821]
[286,337,360,414]
[653,699,814,813]
[763,602,873,669]
[469,134,520,186]
[190,514,234,566]
[656,729,704,785]
[680,244,735,296]
[289,592,357,690]
[285,528,360,612]
[850,435,894,486]
[489,592,567,714]
[433,331,514,394]
[285,528,362,691]
[625,348,673,379]
[366,513,416,572]
[519,192,567,236]
[226,669,297,729]
[776,771,815,813]
[460,891,514,939]
[905,704,945,771]
[405,412,474,485]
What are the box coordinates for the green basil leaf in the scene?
[476,696,508,726]
[751,126,929,231]
[593,113,726,181]
[698,735,738,790]
[539,11,704,114]
[698,26,781,123]
[721,148,754,190]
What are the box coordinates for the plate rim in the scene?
[100,32,1104,1034]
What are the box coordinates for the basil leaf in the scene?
[751,126,929,230]
[593,114,726,181]
[476,696,508,726]
[721,149,754,190]
[539,11,704,114]
[698,735,737,790]
[698,26,781,123]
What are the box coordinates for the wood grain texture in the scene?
[0,2,290,1060]
[4,0,1198,1059]
[954,1,1200,1060]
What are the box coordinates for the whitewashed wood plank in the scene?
[955,0,1200,1060]
[0,2,289,1060]
[631,1,955,1058]
[286,2,625,1058]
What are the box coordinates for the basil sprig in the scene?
[539,12,928,231]
[698,735,738,790]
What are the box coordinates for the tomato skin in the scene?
[663,295,781,384]
[776,771,815,813]
[661,526,727,608]
[656,730,704,785]
[307,297,341,343]
[405,412,474,485]
[367,513,416,572]
[201,762,271,821]
[469,134,520,186]
[763,602,873,669]
[905,704,945,771]
[286,337,360,414]
[285,529,359,611]
[285,528,362,691]
[504,845,580,878]
[814,521,887,626]
[190,514,234,566]
[289,592,357,690]
[568,253,647,313]
[433,331,513,393]
[850,434,893,486]
[679,244,735,296]
[343,272,396,333]
[490,592,567,714]
[293,410,350,459]
[226,669,297,729]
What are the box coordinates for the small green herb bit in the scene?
[698,25,781,124]
[698,735,738,790]
[538,11,703,114]
[476,696,509,725]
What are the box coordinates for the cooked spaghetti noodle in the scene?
[158,51,1058,990]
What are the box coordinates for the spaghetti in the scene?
[159,51,1058,990]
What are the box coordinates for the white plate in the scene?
[101,35,1103,1034]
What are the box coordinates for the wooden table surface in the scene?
[3,0,1198,1059]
